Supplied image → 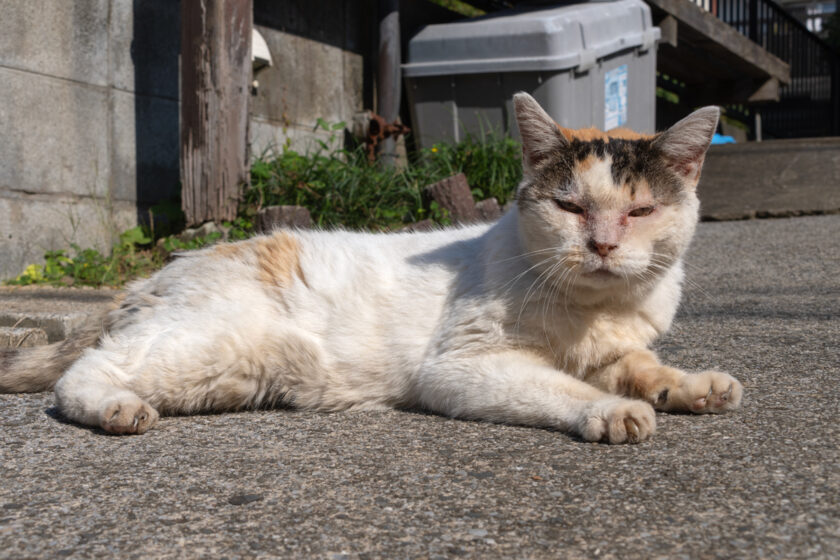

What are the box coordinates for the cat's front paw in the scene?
[100,397,159,434]
[581,398,656,444]
[666,371,743,414]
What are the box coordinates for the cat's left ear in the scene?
[653,106,720,186]
[513,92,568,175]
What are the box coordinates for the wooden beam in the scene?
[658,15,678,48]
[180,0,252,227]
[748,78,780,103]
[645,0,790,85]
[682,77,781,106]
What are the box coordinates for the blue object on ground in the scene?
[712,133,736,144]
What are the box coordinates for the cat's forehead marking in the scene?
[558,126,655,142]
[577,158,654,208]
[518,123,685,206]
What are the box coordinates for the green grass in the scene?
[244,134,521,230]
[7,227,161,288]
[7,133,522,287]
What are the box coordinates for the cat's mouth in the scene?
[585,266,619,279]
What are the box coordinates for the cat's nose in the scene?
[588,240,618,258]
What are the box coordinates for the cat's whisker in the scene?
[538,262,564,362]
[514,257,569,340]
[646,255,718,303]
[488,247,559,266]
[499,254,561,295]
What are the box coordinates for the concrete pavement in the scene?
[0,215,838,559]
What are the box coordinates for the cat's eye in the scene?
[554,199,585,215]
[629,206,655,217]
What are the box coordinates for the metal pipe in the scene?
[377,0,401,167]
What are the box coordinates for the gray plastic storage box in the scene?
[403,0,660,148]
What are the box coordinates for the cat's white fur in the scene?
[5,94,742,442]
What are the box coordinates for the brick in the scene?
[257,206,314,232]
[423,173,478,224]
[397,219,435,233]
[475,198,502,221]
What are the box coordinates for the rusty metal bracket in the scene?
[365,113,410,162]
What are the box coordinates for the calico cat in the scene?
[0,93,741,443]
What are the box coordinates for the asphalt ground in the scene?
[1,215,838,559]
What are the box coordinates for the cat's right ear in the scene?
[513,93,568,174]
[652,106,720,186]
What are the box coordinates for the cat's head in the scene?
[512,92,718,295]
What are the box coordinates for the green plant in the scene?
[419,134,521,206]
[245,132,521,230]
[7,132,522,287]
[245,146,428,230]
[8,226,160,288]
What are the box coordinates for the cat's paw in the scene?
[581,398,656,444]
[100,397,159,434]
[666,371,743,414]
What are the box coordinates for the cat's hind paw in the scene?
[100,397,159,434]
[667,371,743,414]
[581,398,656,444]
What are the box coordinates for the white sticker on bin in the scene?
[604,65,628,130]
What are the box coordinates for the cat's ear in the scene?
[513,92,568,174]
[653,106,720,186]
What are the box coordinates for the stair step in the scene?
[0,311,93,344]
[0,326,49,349]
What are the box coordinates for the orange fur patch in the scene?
[254,232,304,288]
[213,243,246,259]
[614,351,681,402]
[558,126,655,142]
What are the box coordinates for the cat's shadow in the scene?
[42,403,612,443]
[44,406,124,436]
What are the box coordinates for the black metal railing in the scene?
[712,0,840,137]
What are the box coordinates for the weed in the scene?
[7,133,521,287]
[245,132,520,230]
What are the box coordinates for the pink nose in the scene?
[589,240,618,258]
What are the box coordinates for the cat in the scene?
[0,93,742,443]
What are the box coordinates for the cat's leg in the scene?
[585,349,742,413]
[414,351,655,444]
[54,349,158,434]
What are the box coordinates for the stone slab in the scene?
[698,138,840,220]
[0,0,109,86]
[0,66,110,199]
[0,196,137,281]
[0,327,48,349]
[0,287,113,343]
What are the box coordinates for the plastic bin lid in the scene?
[403,0,660,77]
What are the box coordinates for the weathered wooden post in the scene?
[180,0,252,226]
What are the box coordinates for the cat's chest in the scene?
[540,310,660,377]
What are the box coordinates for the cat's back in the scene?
[294,224,490,288]
[146,223,493,312]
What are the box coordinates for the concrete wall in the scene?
[0,0,180,280]
[698,138,840,220]
[250,1,368,156]
[0,0,370,280]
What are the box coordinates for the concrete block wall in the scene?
[250,1,367,156]
[0,0,180,280]
[0,0,369,280]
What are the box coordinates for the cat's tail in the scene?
[0,318,104,393]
